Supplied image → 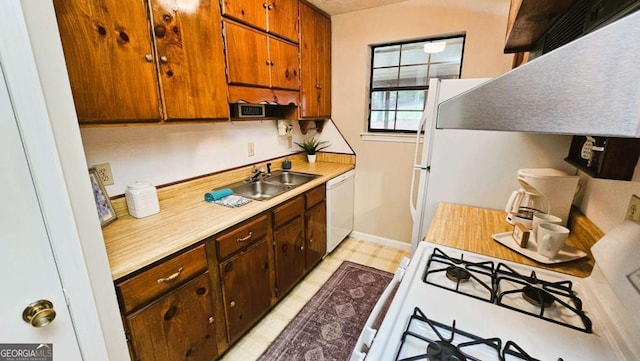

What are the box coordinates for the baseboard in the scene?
[349,231,412,252]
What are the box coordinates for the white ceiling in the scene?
[305,0,409,15]
[305,0,510,17]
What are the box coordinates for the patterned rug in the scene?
[257,261,393,361]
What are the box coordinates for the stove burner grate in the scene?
[423,248,496,303]
[396,307,542,361]
[495,263,593,333]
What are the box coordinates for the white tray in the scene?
[492,231,587,265]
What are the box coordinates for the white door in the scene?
[0,63,83,359]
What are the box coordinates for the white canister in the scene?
[125,181,160,218]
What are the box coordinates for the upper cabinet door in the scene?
[316,8,331,117]
[53,0,161,123]
[220,0,268,31]
[224,22,271,87]
[267,0,299,43]
[299,2,331,118]
[269,37,300,90]
[150,0,229,120]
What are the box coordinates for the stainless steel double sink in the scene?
[221,170,319,201]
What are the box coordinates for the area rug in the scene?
[257,261,393,361]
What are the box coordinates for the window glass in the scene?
[368,35,465,133]
[371,91,398,110]
[373,45,400,67]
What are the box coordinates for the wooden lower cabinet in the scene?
[305,200,326,269]
[126,272,218,361]
[219,238,272,342]
[273,214,306,297]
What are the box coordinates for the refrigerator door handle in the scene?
[412,111,429,169]
[409,168,418,221]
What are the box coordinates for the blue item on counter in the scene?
[282,158,292,170]
[204,188,233,202]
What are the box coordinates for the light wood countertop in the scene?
[103,155,354,280]
[424,203,603,278]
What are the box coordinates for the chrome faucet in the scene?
[250,165,266,182]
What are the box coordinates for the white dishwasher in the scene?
[326,169,355,253]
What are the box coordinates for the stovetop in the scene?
[423,246,592,333]
[366,241,640,361]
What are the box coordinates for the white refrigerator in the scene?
[409,78,576,252]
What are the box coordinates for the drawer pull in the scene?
[237,232,253,243]
[230,301,236,308]
[156,267,184,284]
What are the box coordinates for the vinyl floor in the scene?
[219,236,411,361]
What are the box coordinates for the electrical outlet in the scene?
[247,142,255,157]
[287,135,293,148]
[625,195,640,222]
[93,163,114,186]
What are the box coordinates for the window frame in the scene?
[367,34,466,134]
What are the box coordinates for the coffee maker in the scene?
[505,168,580,228]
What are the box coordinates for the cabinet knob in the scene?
[263,2,268,8]
[315,84,322,89]
[159,56,168,63]
[208,316,215,324]
[229,301,236,308]
[309,239,313,243]
[300,246,304,251]
[266,60,271,66]
[144,54,154,62]
[268,5,273,10]
[270,61,275,66]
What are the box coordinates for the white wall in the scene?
[576,172,640,233]
[82,120,353,196]
[332,0,514,244]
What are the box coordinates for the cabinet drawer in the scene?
[273,196,304,228]
[117,244,208,313]
[216,214,268,260]
[305,184,326,209]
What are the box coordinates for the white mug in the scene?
[532,212,562,239]
[537,223,570,259]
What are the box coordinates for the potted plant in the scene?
[295,137,330,163]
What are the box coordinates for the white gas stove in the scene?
[352,221,640,360]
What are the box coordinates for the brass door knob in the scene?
[22,300,56,328]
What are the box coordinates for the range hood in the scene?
[437,11,640,138]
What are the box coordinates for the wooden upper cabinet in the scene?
[224,21,299,90]
[268,37,300,89]
[53,0,161,123]
[221,0,299,43]
[221,0,268,31]
[224,21,271,87]
[150,0,229,120]
[54,0,229,123]
[300,2,331,118]
[504,0,577,53]
[267,0,300,43]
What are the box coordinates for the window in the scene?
[368,35,465,133]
